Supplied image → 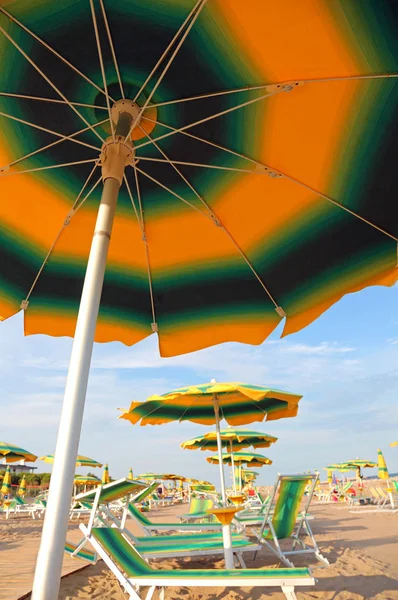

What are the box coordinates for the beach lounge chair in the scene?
[80,524,315,600]
[255,474,329,568]
[178,497,216,522]
[128,502,224,534]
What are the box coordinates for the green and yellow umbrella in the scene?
[73,475,101,486]
[181,428,278,452]
[207,451,272,468]
[101,463,110,484]
[0,442,37,464]
[127,468,134,481]
[1,466,12,497]
[377,449,389,481]
[1,0,398,590]
[325,464,353,473]
[40,454,102,468]
[17,475,27,497]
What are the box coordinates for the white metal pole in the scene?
[230,440,236,494]
[31,107,134,600]
[213,396,227,505]
[222,523,234,569]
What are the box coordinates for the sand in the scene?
[1,501,397,600]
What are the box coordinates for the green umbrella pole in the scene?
[32,108,135,600]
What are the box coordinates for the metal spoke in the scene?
[280,170,398,242]
[90,0,115,140]
[3,118,109,171]
[21,166,102,308]
[0,109,101,154]
[141,114,261,167]
[0,5,115,102]
[135,87,289,151]
[148,73,398,109]
[123,173,143,233]
[133,165,210,218]
[0,91,107,110]
[99,0,125,100]
[124,167,158,332]
[133,0,205,103]
[137,124,208,202]
[137,155,278,176]
[0,157,99,177]
[126,0,208,141]
[0,24,105,144]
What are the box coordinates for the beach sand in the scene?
[1,501,397,600]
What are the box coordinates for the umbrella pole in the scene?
[32,114,134,600]
[230,440,236,493]
[213,396,227,505]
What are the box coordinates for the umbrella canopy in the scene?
[2,1,398,592]
[377,449,389,481]
[101,463,110,484]
[181,428,278,451]
[136,473,162,481]
[121,383,302,426]
[0,442,37,464]
[207,451,272,467]
[127,468,134,481]
[325,464,353,473]
[1,466,12,496]
[17,475,27,497]
[390,441,398,447]
[73,475,100,486]
[326,469,332,484]
[40,454,102,468]
[343,459,377,469]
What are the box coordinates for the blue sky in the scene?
[1,283,398,487]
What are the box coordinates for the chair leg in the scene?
[144,585,156,600]
[282,585,297,600]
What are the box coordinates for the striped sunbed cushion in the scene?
[91,528,311,580]
[135,531,244,544]
[65,541,97,564]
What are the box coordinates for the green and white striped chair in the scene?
[128,502,224,534]
[178,497,216,523]
[80,524,315,600]
[256,474,329,567]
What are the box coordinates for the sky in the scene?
[1,282,398,488]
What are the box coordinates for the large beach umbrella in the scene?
[40,454,102,468]
[1,466,12,497]
[207,451,272,468]
[0,442,37,464]
[0,2,397,595]
[121,381,300,504]
[73,474,100,486]
[127,468,133,481]
[101,463,110,484]
[18,475,27,498]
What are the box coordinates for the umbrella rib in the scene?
[22,168,102,307]
[0,24,105,144]
[0,157,99,177]
[133,166,158,331]
[126,0,208,141]
[133,0,207,104]
[123,170,158,330]
[134,88,288,151]
[137,124,208,203]
[141,115,262,168]
[0,109,101,153]
[133,165,211,218]
[0,6,115,102]
[90,0,115,140]
[99,0,125,100]
[137,156,276,175]
[280,170,398,242]
[0,91,108,110]
[3,118,109,171]
[148,73,398,109]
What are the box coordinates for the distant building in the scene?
[0,461,37,474]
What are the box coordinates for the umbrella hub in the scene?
[111,98,142,132]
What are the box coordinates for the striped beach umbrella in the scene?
[1,466,11,497]
[377,449,389,480]
[207,451,272,468]
[127,468,133,481]
[1,0,397,591]
[40,454,102,468]
[181,428,278,452]
[101,463,110,484]
[0,442,37,464]
[18,475,27,497]
[73,475,100,486]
